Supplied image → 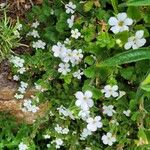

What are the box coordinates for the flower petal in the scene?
[124,18,133,25]
[110,26,120,34]
[85,91,93,98]
[124,41,133,50]
[75,91,83,99]
[108,17,118,26]
[135,30,144,39]
[136,38,146,47]
[117,12,127,21]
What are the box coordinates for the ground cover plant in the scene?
[1,0,150,149]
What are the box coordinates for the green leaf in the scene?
[84,56,95,65]
[84,66,96,78]
[127,0,150,6]
[144,98,150,113]
[120,67,134,80]
[98,48,150,67]
[83,1,93,12]
[141,84,150,92]
[127,7,142,21]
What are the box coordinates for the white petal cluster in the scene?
[10,56,25,68]
[27,29,40,38]
[67,15,74,28]
[64,38,71,45]
[55,124,69,134]
[80,128,92,140]
[52,42,83,75]
[35,83,46,92]
[57,105,75,120]
[10,56,26,75]
[15,81,28,99]
[73,69,83,79]
[22,99,39,113]
[17,24,23,31]
[51,138,63,149]
[101,132,116,146]
[32,40,46,49]
[58,63,71,75]
[43,134,51,139]
[101,85,119,98]
[14,93,24,99]
[65,2,76,14]
[86,116,103,132]
[103,105,116,117]
[124,30,146,50]
[71,29,81,39]
[78,110,90,121]
[123,109,131,117]
[13,75,20,81]
[31,21,39,28]
[108,12,133,34]
[75,91,94,111]
[18,142,28,150]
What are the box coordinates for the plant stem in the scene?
[111,0,118,14]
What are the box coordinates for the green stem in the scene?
[111,0,118,14]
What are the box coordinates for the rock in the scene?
[0,60,50,124]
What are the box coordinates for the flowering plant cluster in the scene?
[1,0,150,150]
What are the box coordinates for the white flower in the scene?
[20,81,28,88]
[30,105,39,113]
[80,128,92,140]
[18,142,28,150]
[14,30,20,38]
[23,99,32,107]
[27,30,40,38]
[123,109,131,117]
[55,124,63,133]
[71,29,81,39]
[57,106,75,120]
[14,93,24,99]
[65,2,76,14]
[32,40,46,49]
[47,144,50,148]
[13,75,19,81]
[101,85,119,98]
[17,24,23,30]
[75,91,94,111]
[63,49,75,63]
[52,42,67,58]
[116,91,126,100]
[84,147,91,150]
[124,30,146,50]
[22,99,39,113]
[86,116,103,132]
[103,105,116,117]
[62,128,69,134]
[64,38,71,45]
[10,56,25,68]
[72,49,83,65]
[35,83,46,92]
[58,63,71,75]
[67,15,74,28]
[31,21,39,28]
[18,87,26,94]
[43,134,51,139]
[108,12,133,34]
[17,67,26,74]
[101,132,116,146]
[78,110,90,121]
[73,69,83,79]
[52,138,63,149]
